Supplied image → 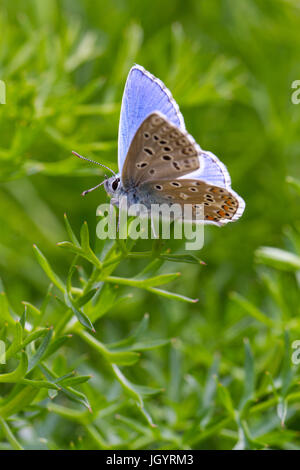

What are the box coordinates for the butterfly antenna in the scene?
[81,180,106,197]
[72,151,116,176]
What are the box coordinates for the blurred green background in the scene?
[0,0,300,450]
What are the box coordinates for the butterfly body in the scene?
[104,172,173,212]
[78,65,245,226]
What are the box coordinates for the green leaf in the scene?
[281,331,293,396]
[33,245,65,293]
[255,246,300,271]
[0,352,28,383]
[217,382,235,417]
[58,240,102,269]
[230,292,276,327]
[0,386,39,419]
[65,293,95,332]
[147,287,198,303]
[80,221,90,252]
[106,272,181,288]
[0,292,15,326]
[77,330,140,366]
[0,417,23,450]
[39,364,92,410]
[21,301,41,317]
[108,313,150,349]
[64,213,80,246]
[57,374,91,387]
[28,328,53,372]
[276,331,293,427]
[126,338,170,351]
[88,283,119,322]
[5,321,23,360]
[286,176,300,196]
[239,339,255,413]
[75,288,98,308]
[200,355,220,426]
[159,253,206,265]
[42,334,72,360]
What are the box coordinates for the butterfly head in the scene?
[72,151,121,197]
[104,175,121,197]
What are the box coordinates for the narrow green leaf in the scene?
[160,253,206,265]
[77,330,140,366]
[28,328,53,372]
[147,287,198,303]
[239,339,255,413]
[42,334,72,360]
[19,308,26,329]
[0,417,23,450]
[0,386,39,419]
[33,245,65,293]
[75,288,98,308]
[106,272,181,288]
[255,246,300,271]
[126,339,170,351]
[21,302,41,317]
[217,382,235,417]
[0,292,15,325]
[40,364,92,410]
[57,375,91,387]
[5,321,23,360]
[200,355,220,426]
[0,352,28,383]
[80,221,90,253]
[230,292,276,327]
[64,213,80,246]
[111,364,143,407]
[286,176,300,196]
[108,313,150,349]
[65,294,95,332]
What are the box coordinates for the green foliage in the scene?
[0,0,300,450]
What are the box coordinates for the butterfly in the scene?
[73,64,245,226]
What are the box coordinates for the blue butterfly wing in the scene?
[118,65,185,172]
[181,150,232,189]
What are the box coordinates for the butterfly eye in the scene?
[112,178,120,191]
